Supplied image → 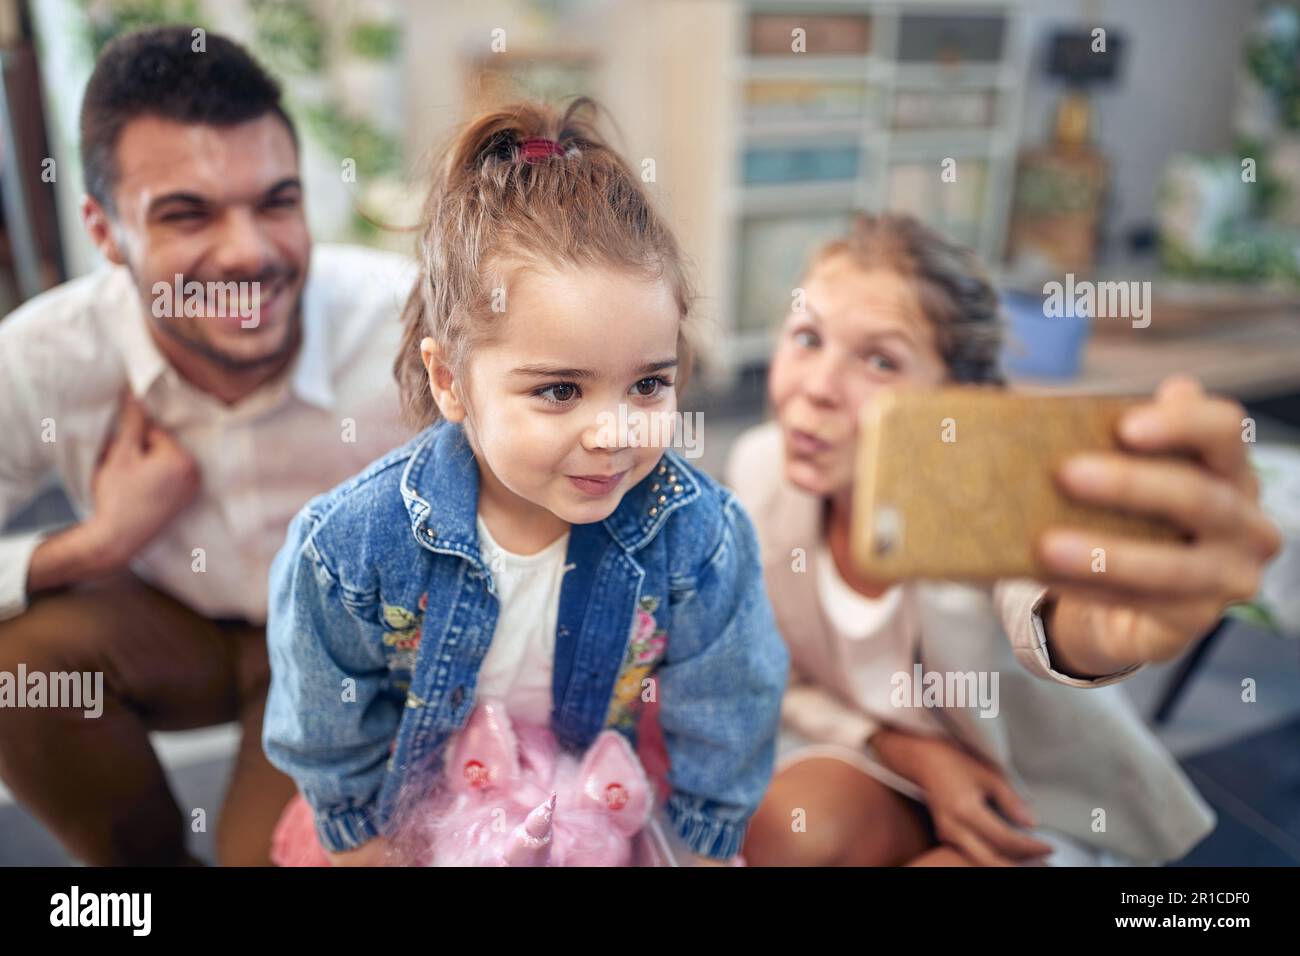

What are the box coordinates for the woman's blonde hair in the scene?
[394,97,697,426]
[806,213,1006,385]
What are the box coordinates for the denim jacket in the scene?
[263,419,789,859]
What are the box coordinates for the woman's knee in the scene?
[744,759,866,866]
[745,756,931,866]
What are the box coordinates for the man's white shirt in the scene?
[0,243,417,622]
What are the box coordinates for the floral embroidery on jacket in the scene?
[381,593,427,692]
[381,591,665,730]
[604,595,668,731]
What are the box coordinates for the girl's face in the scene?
[451,264,681,529]
[768,255,949,500]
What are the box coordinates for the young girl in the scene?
[731,213,1282,866]
[262,99,788,865]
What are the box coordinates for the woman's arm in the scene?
[1034,376,1283,673]
[994,578,1141,685]
[871,726,1052,866]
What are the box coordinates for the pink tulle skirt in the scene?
[271,696,673,867]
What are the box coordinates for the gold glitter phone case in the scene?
[850,386,1184,581]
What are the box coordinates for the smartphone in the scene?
[849,386,1186,581]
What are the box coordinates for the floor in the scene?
[2,390,1298,866]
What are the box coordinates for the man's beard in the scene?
[136,264,303,373]
[153,301,302,373]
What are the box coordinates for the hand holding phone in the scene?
[851,376,1283,672]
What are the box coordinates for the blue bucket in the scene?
[999,288,1092,380]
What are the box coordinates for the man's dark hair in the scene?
[79,25,297,212]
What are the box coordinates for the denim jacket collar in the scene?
[398,420,701,561]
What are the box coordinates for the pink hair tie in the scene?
[520,137,566,164]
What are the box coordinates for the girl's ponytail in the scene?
[394,98,696,429]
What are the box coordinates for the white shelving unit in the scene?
[711,0,1029,383]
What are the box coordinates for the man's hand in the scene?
[1035,375,1284,677]
[873,728,1052,867]
[26,393,198,595]
[88,393,200,566]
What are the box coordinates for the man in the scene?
[0,25,413,865]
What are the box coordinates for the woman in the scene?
[731,214,1282,866]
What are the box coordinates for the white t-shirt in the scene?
[473,515,571,726]
[813,540,942,735]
